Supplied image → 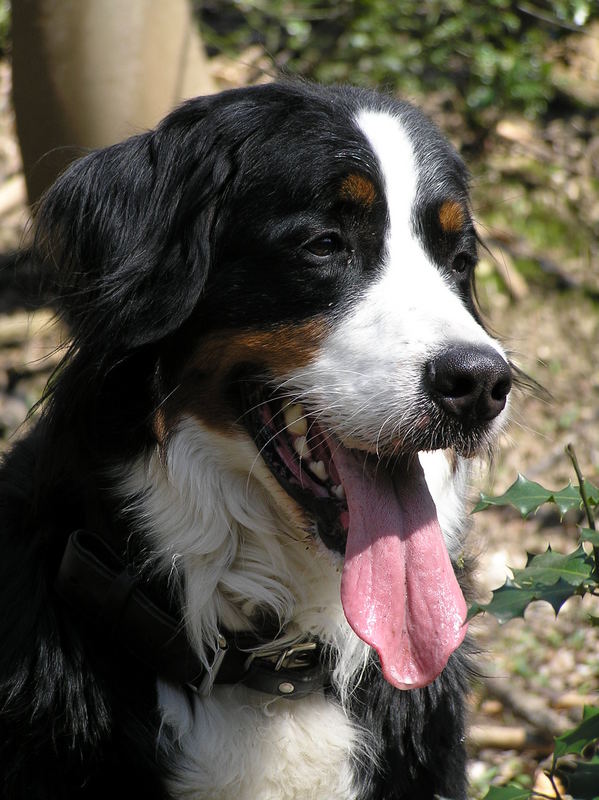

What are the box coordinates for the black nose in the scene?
[424,344,512,423]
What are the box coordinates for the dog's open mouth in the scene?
[243,385,350,553]
[241,383,468,690]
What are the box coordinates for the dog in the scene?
[0,82,511,799]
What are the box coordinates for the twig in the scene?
[483,229,599,301]
[482,675,570,738]
[547,765,565,800]
[468,723,550,751]
[566,443,598,581]
[566,444,596,531]
[517,2,583,34]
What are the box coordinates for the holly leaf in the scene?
[473,474,552,516]
[554,707,599,759]
[481,785,531,800]
[581,528,599,547]
[552,482,588,515]
[473,475,599,519]
[583,480,599,506]
[558,756,599,800]
[467,576,575,623]
[512,546,595,588]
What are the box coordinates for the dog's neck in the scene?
[118,416,370,699]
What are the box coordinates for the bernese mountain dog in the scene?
[0,82,511,799]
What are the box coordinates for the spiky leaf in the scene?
[558,755,599,800]
[583,481,599,506]
[481,785,531,800]
[554,707,599,759]
[512,546,595,588]
[581,528,599,547]
[552,482,587,515]
[473,474,552,516]
[473,475,599,518]
[467,576,575,623]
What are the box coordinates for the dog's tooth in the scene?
[309,460,328,481]
[293,436,310,460]
[283,403,307,436]
[332,484,345,500]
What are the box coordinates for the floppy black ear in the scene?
[34,99,233,351]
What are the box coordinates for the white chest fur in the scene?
[119,417,469,797]
[158,682,359,800]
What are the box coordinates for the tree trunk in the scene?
[12,0,215,204]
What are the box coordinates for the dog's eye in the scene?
[452,253,475,275]
[304,234,343,258]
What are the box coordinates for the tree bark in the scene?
[12,0,215,204]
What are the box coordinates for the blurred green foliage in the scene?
[0,0,9,56]
[201,0,597,126]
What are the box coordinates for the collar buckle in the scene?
[275,640,318,671]
[242,637,327,699]
[244,638,318,673]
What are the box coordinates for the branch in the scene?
[482,675,570,738]
[566,444,599,578]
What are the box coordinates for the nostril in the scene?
[491,376,512,402]
[445,375,475,399]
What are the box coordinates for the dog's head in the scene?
[36,82,511,689]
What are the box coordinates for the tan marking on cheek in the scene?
[439,200,465,233]
[340,173,376,207]
[194,319,328,378]
[152,408,171,465]
[164,319,328,431]
[153,408,167,443]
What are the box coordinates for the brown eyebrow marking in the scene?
[340,173,377,207]
[438,199,466,233]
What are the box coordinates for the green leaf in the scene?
[512,546,595,588]
[558,755,599,800]
[467,576,575,623]
[473,474,552,516]
[554,707,599,759]
[481,785,531,800]
[473,475,599,519]
[581,528,599,547]
[553,482,586,515]
[583,480,599,506]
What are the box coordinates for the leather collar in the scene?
[55,529,330,700]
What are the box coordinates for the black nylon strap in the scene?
[55,530,330,699]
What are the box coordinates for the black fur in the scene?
[346,651,471,800]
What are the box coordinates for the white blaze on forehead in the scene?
[357,110,419,248]
[354,108,505,351]
[357,108,453,296]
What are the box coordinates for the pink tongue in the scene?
[334,448,468,689]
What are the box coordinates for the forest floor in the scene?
[0,34,598,799]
